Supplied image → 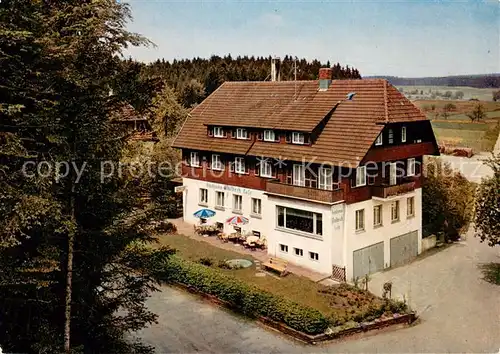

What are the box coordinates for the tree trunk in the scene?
[64,187,75,353]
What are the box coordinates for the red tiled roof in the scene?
[172,79,428,166]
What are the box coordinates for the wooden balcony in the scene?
[371,178,417,199]
[265,180,345,204]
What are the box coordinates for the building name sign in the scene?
[206,182,252,195]
[331,204,344,231]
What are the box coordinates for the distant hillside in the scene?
[366,74,500,88]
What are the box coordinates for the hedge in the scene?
[160,257,329,335]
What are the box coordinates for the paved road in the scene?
[137,226,499,353]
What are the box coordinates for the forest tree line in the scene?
[112,56,362,113]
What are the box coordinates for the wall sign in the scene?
[332,204,345,231]
[206,182,252,195]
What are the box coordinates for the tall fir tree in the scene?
[0,1,173,352]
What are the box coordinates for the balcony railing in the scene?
[265,180,345,203]
[371,178,417,199]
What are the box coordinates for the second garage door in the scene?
[390,231,418,267]
[353,242,384,280]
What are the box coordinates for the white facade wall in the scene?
[182,178,268,236]
[343,188,422,280]
[266,196,337,274]
[182,177,422,279]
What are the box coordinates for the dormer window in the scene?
[375,133,383,146]
[401,126,407,143]
[264,130,275,142]
[236,128,248,139]
[213,126,224,138]
[292,132,305,144]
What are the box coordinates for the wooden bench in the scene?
[262,257,288,276]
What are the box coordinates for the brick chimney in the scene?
[319,68,332,91]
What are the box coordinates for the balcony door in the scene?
[318,167,333,190]
[389,162,397,186]
[293,164,305,187]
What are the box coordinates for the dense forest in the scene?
[113,56,361,112]
[369,74,500,88]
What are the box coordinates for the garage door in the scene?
[353,242,384,280]
[390,231,418,267]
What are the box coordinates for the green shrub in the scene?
[161,257,329,334]
[197,257,214,266]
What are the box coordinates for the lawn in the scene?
[156,233,386,321]
[431,120,500,152]
[416,99,500,152]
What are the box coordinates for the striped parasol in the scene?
[226,215,249,225]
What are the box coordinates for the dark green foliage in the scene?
[478,263,500,285]
[113,55,362,110]
[197,257,214,266]
[475,154,500,247]
[162,257,329,334]
[0,1,174,352]
[422,159,474,240]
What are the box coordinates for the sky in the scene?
[123,0,500,77]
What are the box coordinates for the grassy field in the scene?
[399,85,497,101]
[411,99,500,152]
[156,233,385,321]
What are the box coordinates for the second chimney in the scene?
[319,67,332,91]
[271,57,281,82]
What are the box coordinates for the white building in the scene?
[173,69,439,281]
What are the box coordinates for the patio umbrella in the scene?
[226,215,249,225]
[193,208,216,219]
